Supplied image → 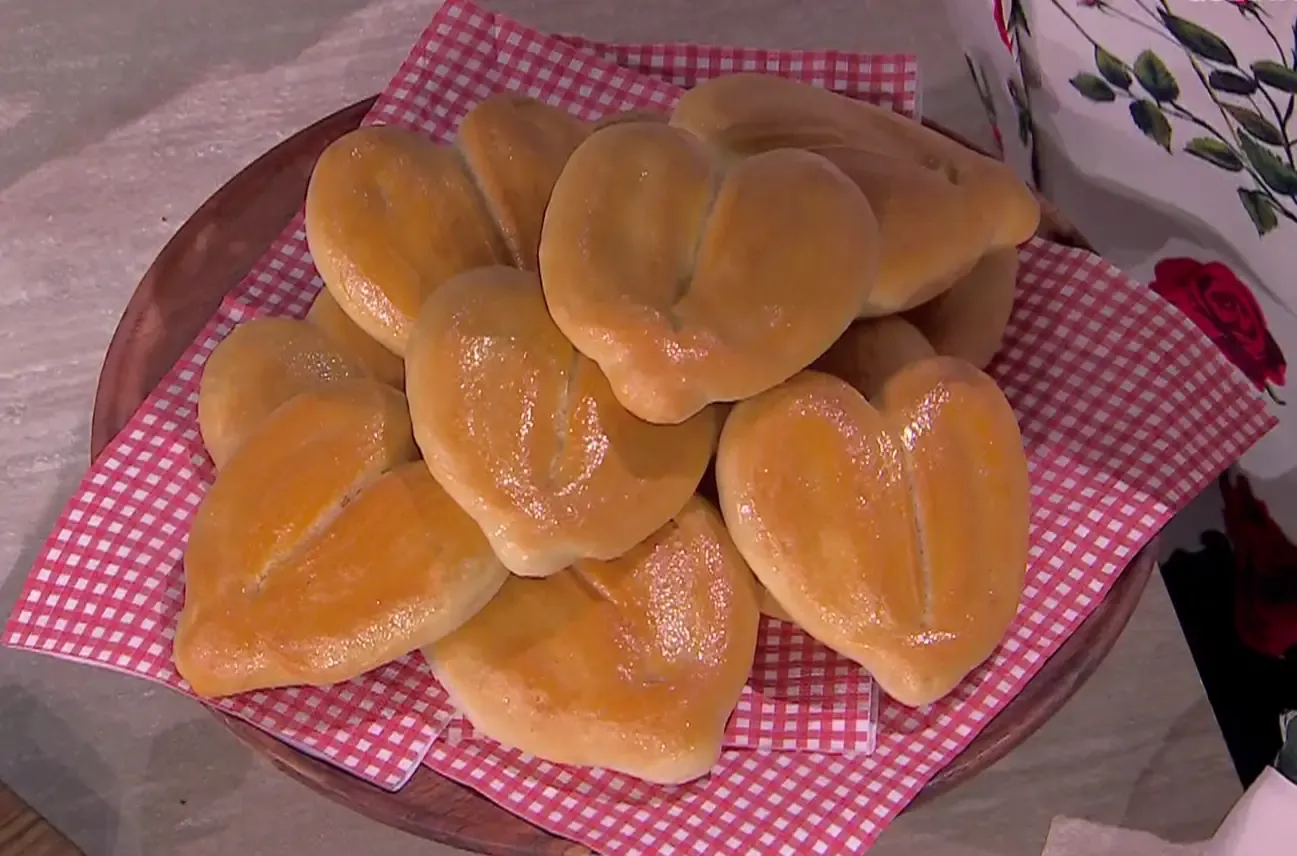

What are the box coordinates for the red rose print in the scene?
[1221,471,1297,659]
[1150,257,1287,393]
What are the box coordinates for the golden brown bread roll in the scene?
[197,317,367,469]
[670,74,1040,243]
[306,289,405,389]
[669,74,1040,316]
[777,314,1016,632]
[304,94,589,355]
[405,266,717,578]
[902,247,1019,369]
[456,94,592,270]
[424,496,760,784]
[176,380,509,698]
[539,120,881,425]
[801,145,994,316]
[772,316,927,627]
[715,363,1030,708]
[757,583,794,622]
[813,315,937,402]
[811,246,1018,387]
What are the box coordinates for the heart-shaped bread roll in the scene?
[304,93,589,356]
[669,74,1039,316]
[539,120,880,425]
[772,318,935,627]
[405,266,718,578]
[801,145,1007,317]
[902,247,1019,370]
[197,317,367,469]
[176,379,509,698]
[306,289,405,389]
[424,496,760,784]
[670,73,1041,246]
[715,360,1030,708]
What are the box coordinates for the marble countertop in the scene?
[0,1,1243,854]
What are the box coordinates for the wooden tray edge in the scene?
[87,96,1155,855]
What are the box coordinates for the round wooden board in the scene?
[91,96,1157,855]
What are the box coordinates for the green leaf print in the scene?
[1017,101,1032,146]
[1208,70,1258,96]
[1251,60,1297,94]
[1239,188,1280,236]
[1159,11,1239,66]
[1185,137,1244,172]
[1224,104,1286,146]
[1130,99,1173,152]
[1070,73,1116,102]
[1008,0,1029,36]
[1095,46,1132,90]
[1240,134,1297,194]
[1134,50,1180,102]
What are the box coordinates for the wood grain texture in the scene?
[0,782,83,856]
[89,95,1158,854]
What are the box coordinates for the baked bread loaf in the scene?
[801,145,1011,317]
[306,289,405,389]
[757,584,794,622]
[901,247,1019,370]
[810,246,1018,388]
[176,379,509,698]
[539,120,881,425]
[304,93,589,356]
[813,314,938,402]
[197,317,367,469]
[669,73,1039,317]
[405,266,718,578]
[424,496,760,784]
[715,337,1030,707]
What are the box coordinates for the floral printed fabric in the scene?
[1149,257,1286,398]
[946,0,1297,664]
[1060,2,1297,241]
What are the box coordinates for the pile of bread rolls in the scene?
[175,74,1039,785]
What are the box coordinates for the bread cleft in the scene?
[304,94,589,356]
[176,380,509,698]
[424,496,760,785]
[405,266,717,578]
[539,120,881,425]
[716,321,1030,707]
[669,73,1040,318]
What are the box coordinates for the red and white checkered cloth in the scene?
[1,0,1275,853]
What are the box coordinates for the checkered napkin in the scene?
[2,0,907,792]
[0,0,1276,852]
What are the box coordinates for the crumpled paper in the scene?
[1045,715,1297,856]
